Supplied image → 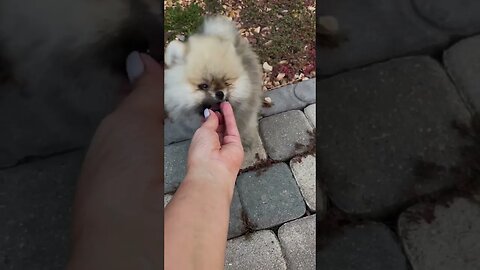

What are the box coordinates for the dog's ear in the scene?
[165,40,186,67]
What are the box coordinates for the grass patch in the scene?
[164,2,204,42]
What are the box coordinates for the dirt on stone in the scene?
[316,206,368,250]
[240,128,316,175]
[239,156,282,176]
[240,208,256,238]
[408,113,480,224]
[291,128,316,163]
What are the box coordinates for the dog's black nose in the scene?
[215,91,225,100]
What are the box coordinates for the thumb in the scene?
[135,53,164,101]
[201,109,219,130]
[126,51,145,84]
[126,51,163,84]
[120,52,164,116]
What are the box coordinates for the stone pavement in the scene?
[317,0,480,268]
[317,223,408,270]
[318,0,480,76]
[164,79,318,267]
[0,151,84,270]
[398,198,480,270]
[318,56,469,217]
[1,76,317,269]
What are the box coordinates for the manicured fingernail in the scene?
[126,51,144,83]
[204,108,210,118]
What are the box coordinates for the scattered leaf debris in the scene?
[165,0,316,91]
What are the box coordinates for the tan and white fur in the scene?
[164,16,263,149]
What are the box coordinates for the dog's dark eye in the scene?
[198,83,209,90]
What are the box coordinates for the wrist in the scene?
[183,169,236,201]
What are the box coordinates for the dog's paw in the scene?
[241,135,256,151]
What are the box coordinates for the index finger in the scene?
[220,102,240,137]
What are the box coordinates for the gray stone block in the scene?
[164,116,200,145]
[261,84,307,117]
[228,189,246,239]
[294,79,316,104]
[0,62,121,168]
[290,155,318,212]
[317,56,470,217]
[164,140,190,194]
[398,197,480,270]
[164,194,173,207]
[304,104,316,128]
[225,230,286,270]
[413,0,480,36]
[444,35,480,112]
[0,151,84,270]
[0,91,104,168]
[278,215,316,270]
[317,223,408,270]
[260,110,314,161]
[237,163,305,230]
[318,0,450,75]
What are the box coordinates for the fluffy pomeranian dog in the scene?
[164,16,263,148]
[0,0,162,166]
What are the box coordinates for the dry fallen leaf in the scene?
[263,97,273,107]
[264,40,273,46]
[263,62,273,72]
[318,16,339,33]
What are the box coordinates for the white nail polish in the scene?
[203,108,210,118]
[126,51,144,83]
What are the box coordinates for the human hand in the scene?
[68,51,164,269]
[185,102,244,195]
[164,103,243,270]
[73,51,164,220]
